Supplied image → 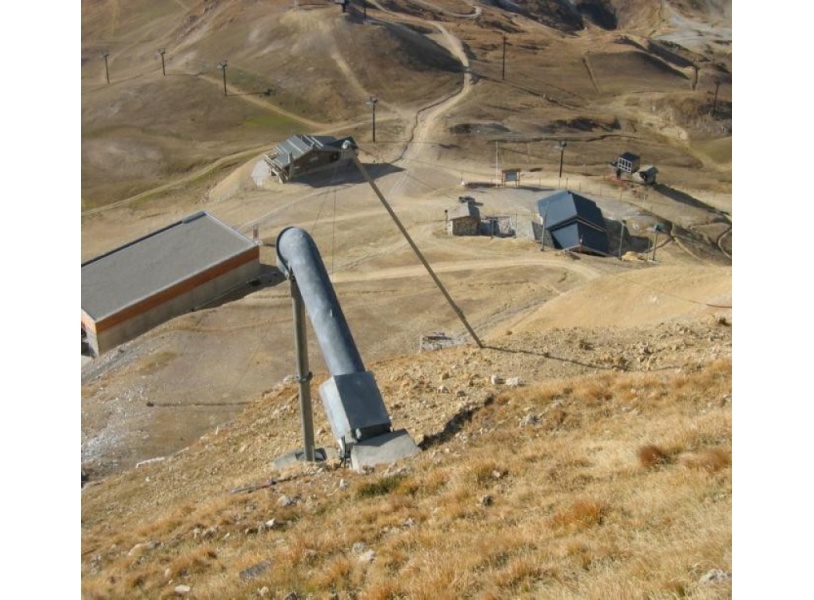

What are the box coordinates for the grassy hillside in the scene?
[81,0,732,209]
[82,351,731,599]
[80,0,733,597]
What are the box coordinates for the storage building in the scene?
[614,152,641,175]
[537,190,610,256]
[265,134,358,183]
[81,211,261,357]
[446,202,481,236]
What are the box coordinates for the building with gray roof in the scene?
[265,134,358,183]
[537,190,610,256]
[445,201,480,236]
[614,152,641,174]
[81,211,261,356]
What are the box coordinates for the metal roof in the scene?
[549,222,610,256]
[537,190,609,255]
[619,152,640,163]
[270,134,357,169]
[537,190,606,230]
[448,202,480,220]
[81,211,257,321]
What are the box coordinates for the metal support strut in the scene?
[290,277,316,462]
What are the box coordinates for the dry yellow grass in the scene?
[82,357,731,599]
[80,3,732,595]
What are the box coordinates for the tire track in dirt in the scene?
[198,74,329,129]
[360,5,474,198]
[582,54,600,93]
[329,256,600,284]
[366,0,473,159]
[81,145,272,216]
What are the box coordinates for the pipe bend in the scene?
[276,227,365,376]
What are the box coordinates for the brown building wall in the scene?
[87,249,260,356]
[447,217,480,236]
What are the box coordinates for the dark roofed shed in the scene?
[536,190,610,256]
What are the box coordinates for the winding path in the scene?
[372,4,474,165]
[330,255,600,284]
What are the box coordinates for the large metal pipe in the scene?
[275,226,419,470]
[276,226,366,376]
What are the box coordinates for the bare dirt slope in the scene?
[81,0,731,485]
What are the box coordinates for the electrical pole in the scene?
[363,0,367,19]
[557,141,567,184]
[367,96,377,142]
[495,140,500,186]
[218,60,228,96]
[502,34,507,80]
[158,48,166,76]
[102,51,110,84]
[540,213,546,251]
[651,224,664,262]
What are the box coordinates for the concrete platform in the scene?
[350,429,421,472]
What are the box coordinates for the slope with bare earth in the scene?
[81,2,732,596]
[81,0,731,212]
[81,0,731,478]
[81,308,732,598]
[81,0,463,208]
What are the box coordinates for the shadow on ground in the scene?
[652,184,730,218]
[288,161,405,188]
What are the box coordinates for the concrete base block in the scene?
[350,429,421,472]
[273,447,335,470]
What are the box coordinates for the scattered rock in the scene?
[239,559,272,581]
[174,585,191,596]
[339,479,349,490]
[128,540,160,556]
[277,495,295,507]
[506,377,523,387]
[193,526,218,540]
[479,494,493,507]
[352,542,367,554]
[135,457,166,468]
[699,569,731,584]
[490,375,504,384]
